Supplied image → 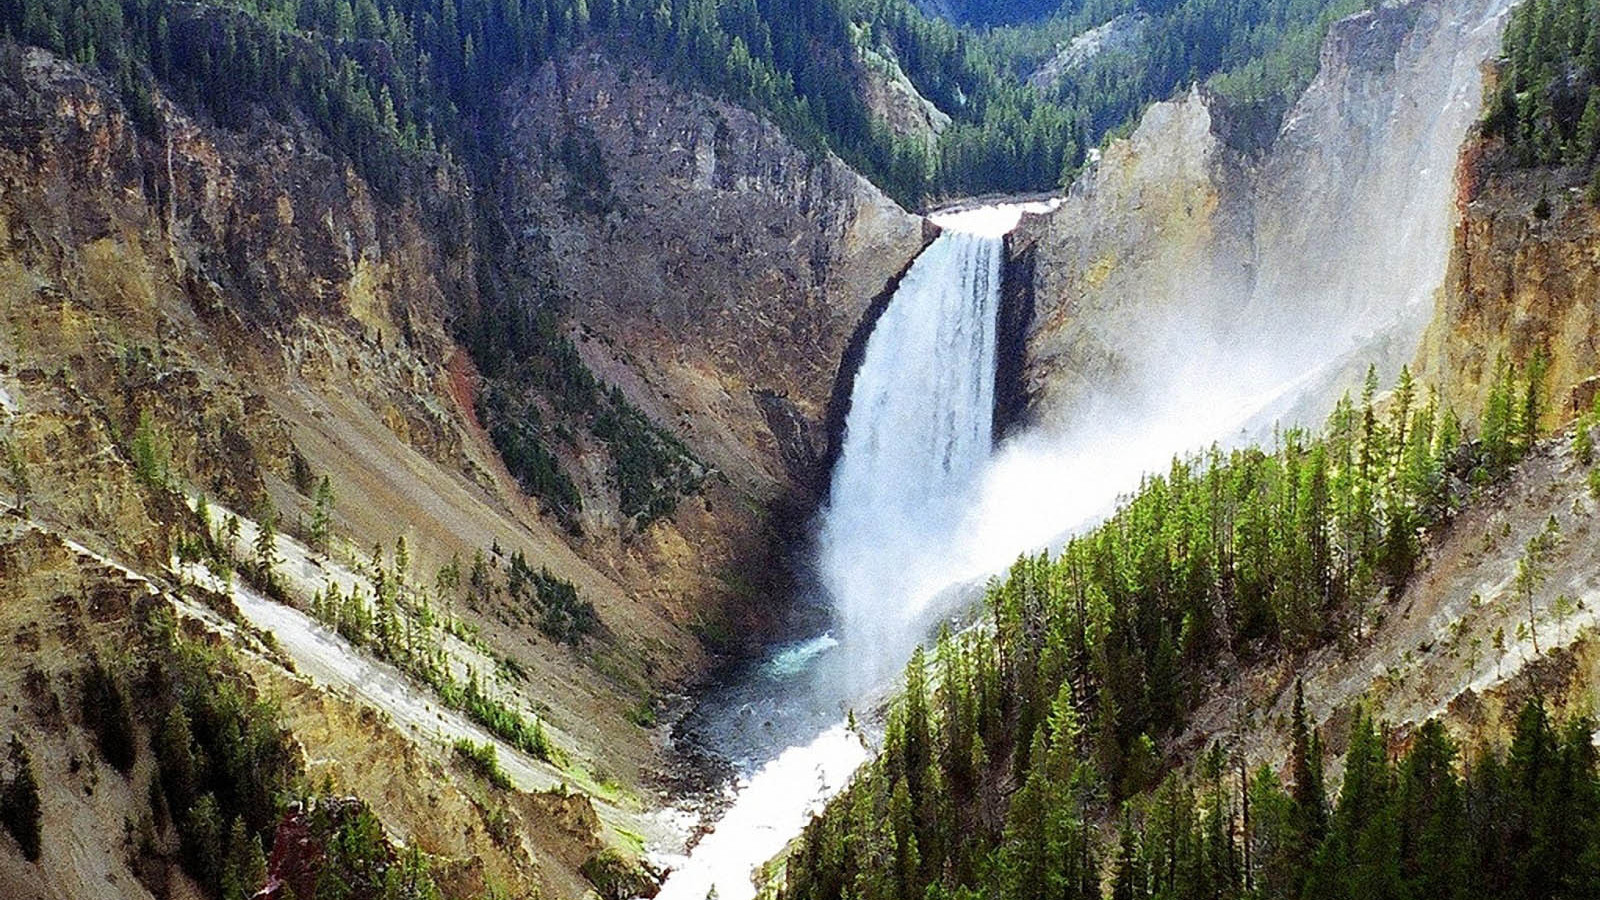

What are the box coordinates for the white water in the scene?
[819,205,1028,685]
[651,203,1051,900]
[653,724,869,900]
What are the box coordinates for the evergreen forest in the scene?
[1484,0,1600,197]
[0,0,1370,207]
[783,364,1600,900]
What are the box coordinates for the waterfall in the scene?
[820,206,1042,683]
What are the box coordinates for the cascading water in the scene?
[651,204,1045,900]
[820,222,1006,684]
[651,4,1513,896]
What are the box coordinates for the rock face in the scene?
[858,40,952,154]
[1026,13,1150,92]
[0,33,927,899]
[499,49,929,501]
[1011,89,1254,428]
[1417,155,1600,428]
[1013,0,1514,434]
[0,44,478,561]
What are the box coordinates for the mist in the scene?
[817,0,1514,687]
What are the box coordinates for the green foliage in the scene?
[254,500,280,586]
[130,408,171,490]
[141,623,301,895]
[1514,515,1562,654]
[793,696,1600,900]
[184,793,227,889]
[559,122,614,213]
[786,369,1545,900]
[0,735,43,862]
[451,670,559,764]
[0,0,1363,209]
[221,816,269,900]
[1485,0,1600,186]
[306,550,563,766]
[2,437,29,508]
[82,654,138,775]
[592,387,704,527]
[626,700,658,728]
[310,475,336,553]
[506,550,599,643]
[933,0,1363,196]
[473,320,702,532]
[478,383,584,529]
[311,803,443,900]
[582,848,659,900]
[452,739,514,791]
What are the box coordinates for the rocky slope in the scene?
[1173,423,1600,783]
[0,32,925,898]
[1418,147,1600,428]
[500,49,927,499]
[998,0,1600,814]
[494,48,928,638]
[1011,0,1513,435]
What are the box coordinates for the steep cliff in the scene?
[494,48,927,636]
[1009,88,1253,428]
[1012,0,1513,434]
[1418,149,1600,428]
[0,31,925,898]
[500,49,926,498]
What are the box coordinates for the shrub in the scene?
[581,849,657,900]
[1,736,42,862]
[452,739,514,791]
[82,656,137,775]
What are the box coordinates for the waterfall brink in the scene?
[820,206,1040,685]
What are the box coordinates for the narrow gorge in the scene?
[2,0,1600,898]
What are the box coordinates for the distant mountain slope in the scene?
[0,0,1374,207]
[910,0,1061,27]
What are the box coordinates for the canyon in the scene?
[1,0,1599,897]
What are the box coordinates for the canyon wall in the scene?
[1418,154,1600,428]
[1012,0,1513,435]
[499,50,929,500]
[0,34,926,898]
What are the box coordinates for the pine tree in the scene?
[310,476,335,552]
[221,816,268,900]
[1397,719,1468,899]
[184,792,225,890]
[156,705,199,814]
[1,736,42,862]
[83,656,137,774]
[1290,679,1326,840]
[1112,810,1144,900]
[254,506,279,584]
[1514,516,1561,654]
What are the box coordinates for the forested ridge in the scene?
[0,0,1369,208]
[1484,0,1600,196]
[0,597,459,900]
[784,363,1600,900]
[936,0,1369,194]
[0,0,1378,534]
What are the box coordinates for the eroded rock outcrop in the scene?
[1012,0,1513,434]
[1417,153,1600,427]
[0,34,931,898]
[498,47,929,499]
